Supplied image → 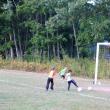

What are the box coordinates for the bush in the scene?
[0,57,109,79]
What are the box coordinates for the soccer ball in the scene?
[87,86,92,91]
[77,87,82,92]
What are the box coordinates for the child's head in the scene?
[68,69,72,73]
[51,65,56,70]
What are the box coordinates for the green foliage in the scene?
[0,0,110,63]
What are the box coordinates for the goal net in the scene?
[94,42,110,84]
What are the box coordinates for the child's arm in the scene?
[53,70,57,77]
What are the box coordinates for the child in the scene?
[59,67,67,79]
[66,70,81,91]
[46,66,56,91]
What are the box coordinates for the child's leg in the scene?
[68,81,71,90]
[46,78,50,90]
[71,79,78,88]
[50,78,54,90]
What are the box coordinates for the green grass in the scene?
[0,69,110,110]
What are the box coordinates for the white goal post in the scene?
[94,42,110,84]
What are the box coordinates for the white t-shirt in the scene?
[66,72,72,81]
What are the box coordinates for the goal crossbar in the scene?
[94,42,110,84]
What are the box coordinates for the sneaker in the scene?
[77,87,82,92]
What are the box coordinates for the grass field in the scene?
[0,69,110,110]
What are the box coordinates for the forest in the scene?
[0,0,110,62]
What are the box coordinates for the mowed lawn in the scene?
[0,69,110,110]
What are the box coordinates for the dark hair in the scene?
[51,65,56,70]
[68,69,72,73]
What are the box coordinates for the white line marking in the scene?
[79,93,109,101]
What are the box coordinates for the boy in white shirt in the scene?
[66,69,80,91]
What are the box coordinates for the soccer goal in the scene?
[94,42,110,84]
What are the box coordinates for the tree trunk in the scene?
[56,31,60,59]
[57,42,60,59]
[18,29,23,58]
[44,13,50,61]
[13,29,19,58]
[70,34,73,58]
[40,48,43,63]
[5,50,8,60]
[15,7,23,58]
[9,34,14,59]
[73,23,79,59]
[46,30,50,60]
[52,32,56,58]
[53,44,56,58]
[4,38,8,59]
